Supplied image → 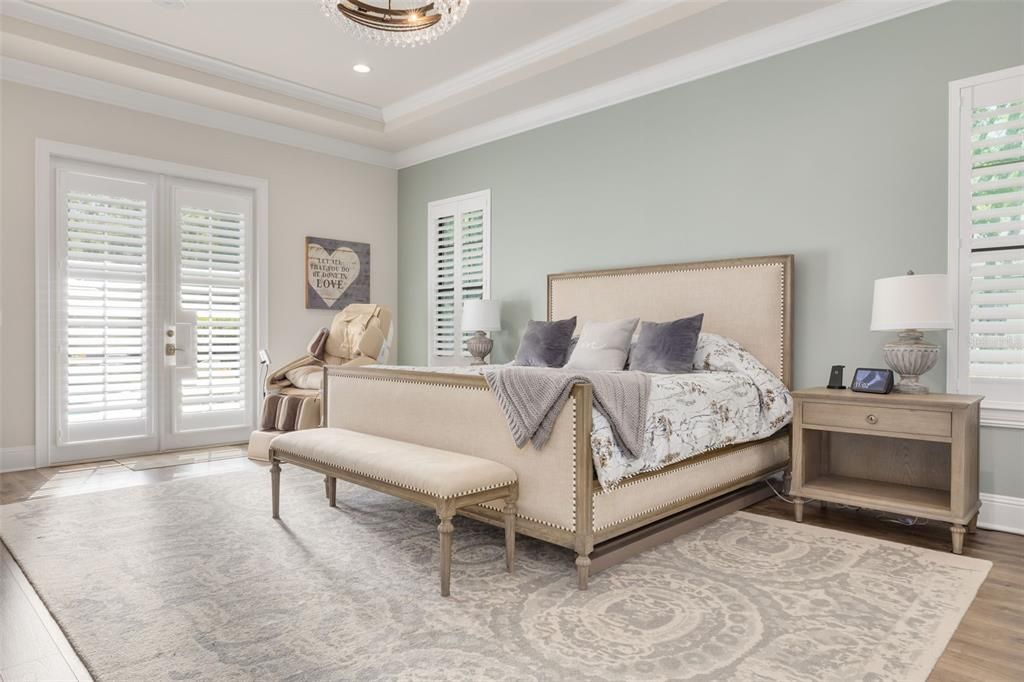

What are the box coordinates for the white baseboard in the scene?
[978,493,1024,535]
[0,446,37,473]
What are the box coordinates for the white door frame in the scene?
[35,139,269,467]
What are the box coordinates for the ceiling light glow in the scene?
[352,64,372,74]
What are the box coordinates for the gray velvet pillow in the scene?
[629,314,705,374]
[564,318,639,371]
[513,317,577,367]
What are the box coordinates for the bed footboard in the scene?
[323,367,595,573]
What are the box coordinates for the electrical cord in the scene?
[765,481,927,526]
[764,479,807,505]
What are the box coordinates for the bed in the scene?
[323,254,794,588]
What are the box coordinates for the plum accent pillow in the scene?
[513,317,577,367]
[564,318,639,371]
[629,314,705,374]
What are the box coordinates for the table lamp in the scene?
[462,299,501,365]
[870,271,953,394]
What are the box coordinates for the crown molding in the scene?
[382,1,706,123]
[2,0,951,171]
[1,0,384,123]
[1,58,398,168]
[394,0,950,168]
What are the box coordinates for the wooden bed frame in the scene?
[322,254,794,589]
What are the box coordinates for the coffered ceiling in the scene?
[0,0,947,167]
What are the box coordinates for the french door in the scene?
[47,160,257,463]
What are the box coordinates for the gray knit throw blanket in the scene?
[483,367,651,458]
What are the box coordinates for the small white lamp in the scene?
[870,272,953,394]
[462,299,501,365]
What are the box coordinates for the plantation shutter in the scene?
[173,186,252,430]
[956,71,1024,411]
[427,191,490,365]
[57,169,154,445]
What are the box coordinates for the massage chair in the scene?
[247,303,392,461]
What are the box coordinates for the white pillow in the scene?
[564,318,639,371]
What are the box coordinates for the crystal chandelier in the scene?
[320,1,470,47]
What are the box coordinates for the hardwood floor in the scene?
[2,455,1021,681]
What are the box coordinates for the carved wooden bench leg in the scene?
[576,553,591,590]
[271,457,281,520]
[437,502,455,597]
[327,476,337,508]
[503,499,517,574]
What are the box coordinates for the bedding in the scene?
[512,317,577,367]
[628,313,704,373]
[483,366,650,458]
[564,318,638,370]
[379,333,792,489]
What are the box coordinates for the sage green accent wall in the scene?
[398,2,1024,496]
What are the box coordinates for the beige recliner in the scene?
[247,304,392,461]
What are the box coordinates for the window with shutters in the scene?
[174,187,251,430]
[948,66,1024,426]
[57,170,155,446]
[426,190,491,366]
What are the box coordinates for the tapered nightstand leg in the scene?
[968,513,978,534]
[793,498,805,523]
[951,524,966,554]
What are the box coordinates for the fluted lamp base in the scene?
[467,331,493,365]
[883,329,939,394]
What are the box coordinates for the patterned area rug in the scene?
[1,468,989,681]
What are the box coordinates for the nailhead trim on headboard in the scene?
[548,259,789,384]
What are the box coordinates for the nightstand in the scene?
[790,387,982,554]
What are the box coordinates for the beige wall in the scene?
[0,81,397,450]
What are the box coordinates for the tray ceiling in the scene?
[0,0,946,166]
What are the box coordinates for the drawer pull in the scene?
[865,414,878,425]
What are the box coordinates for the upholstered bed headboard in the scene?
[547,255,793,387]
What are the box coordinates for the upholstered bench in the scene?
[269,428,518,597]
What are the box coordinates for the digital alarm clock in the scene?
[850,368,894,394]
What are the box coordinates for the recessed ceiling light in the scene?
[352,64,371,74]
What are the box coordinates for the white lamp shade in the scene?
[462,299,502,332]
[870,274,953,331]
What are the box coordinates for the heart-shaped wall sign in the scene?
[307,243,361,308]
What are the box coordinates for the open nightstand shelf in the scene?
[790,388,982,554]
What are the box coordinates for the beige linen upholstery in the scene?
[549,258,790,384]
[325,370,580,531]
[268,426,519,596]
[591,435,789,537]
[270,428,518,499]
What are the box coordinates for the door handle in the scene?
[165,343,186,356]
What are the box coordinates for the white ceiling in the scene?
[31,0,623,108]
[0,0,947,167]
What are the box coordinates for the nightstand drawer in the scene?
[802,402,951,438]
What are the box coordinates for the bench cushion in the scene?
[270,428,516,499]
